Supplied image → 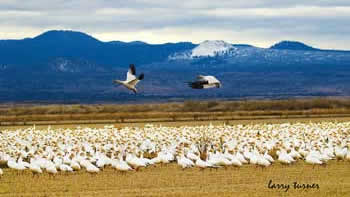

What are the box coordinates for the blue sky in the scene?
[0,0,349,49]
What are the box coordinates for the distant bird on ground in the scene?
[188,75,221,89]
[113,64,144,93]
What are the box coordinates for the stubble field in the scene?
[0,161,349,197]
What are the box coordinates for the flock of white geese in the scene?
[0,122,349,176]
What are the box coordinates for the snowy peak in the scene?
[191,40,234,57]
[168,40,238,60]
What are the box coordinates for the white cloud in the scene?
[95,8,139,16]
[0,1,349,49]
[0,10,42,17]
[198,6,350,18]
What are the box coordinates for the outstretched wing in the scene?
[204,76,220,84]
[187,80,209,89]
[203,84,217,89]
[128,73,144,86]
[126,64,137,82]
[197,75,206,80]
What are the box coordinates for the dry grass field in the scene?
[2,98,350,126]
[0,161,349,197]
[2,116,350,130]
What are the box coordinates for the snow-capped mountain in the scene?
[168,39,350,67]
[169,40,235,59]
[191,40,234,57]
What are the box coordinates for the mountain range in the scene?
[0,30,350,103]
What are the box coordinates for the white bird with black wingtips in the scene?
[113,64,144,93]
[188,75,221,89]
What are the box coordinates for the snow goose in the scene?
[289,148,302,159]
[59,164,73,172]
[157,151,172,164]
[96,157,107,169]
[346,151,350,161]
[126,151,147,169]
[263,151,274,163]
[188,75,221,89]
[305,154,323,166]
[18,156,30,169]
[8,157,26,171]
[257,155,271,167]
[236,151,248,164]
[113,64,144,94]
[177,155,194,168]
[176,149,194,168]
[323,147,335,158]
[195,158,210,168]
[86,163,100,174]
[68,154,81,171]
[113,152,133,171]
[46,164,58,175]
[249,153,258,165]
[28,162,43,175]
[277,150,292,164]
[186,150,200,161]
[113,160,133,172]
[335,146,347,160]
[70,160,81,171]
[208,151,231,166]
[223,150,242,166]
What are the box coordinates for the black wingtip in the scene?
[138,73,144,80]
[129,64,136,75]
[187,81,203,89]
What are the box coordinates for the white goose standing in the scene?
[113,64,144,93]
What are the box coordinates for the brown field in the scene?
[2,98,350,126]
[0,161,349,197]
[3,116,350,130]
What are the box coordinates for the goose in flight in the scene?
[188,75,221,89]
[113,64,144,93]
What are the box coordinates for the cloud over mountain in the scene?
[0,1,349,49]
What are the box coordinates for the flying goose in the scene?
[188,75,221,89]
[113,64,144,93]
